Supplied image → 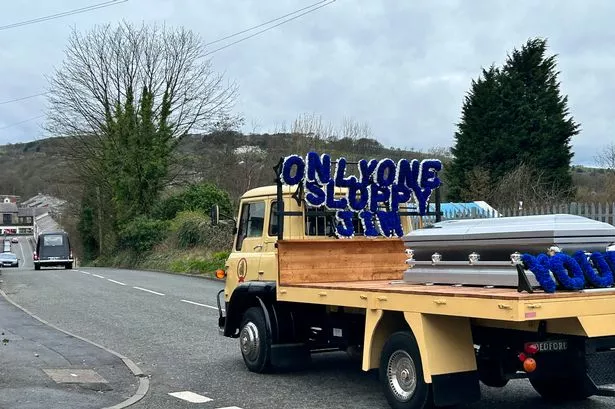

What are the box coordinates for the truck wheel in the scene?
[380,331,433,409]
[34,265,40,271]
[239,307,272,373]
[65,262,73,270]
[529,377,592,401]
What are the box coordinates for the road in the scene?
[1,236,614,409]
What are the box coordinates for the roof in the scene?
[242,184,350,199]
[0,203,18,213]
[428,201,500,216]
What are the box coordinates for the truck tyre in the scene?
[380,331,433,409]
[65,262,73,270]
[529,377,593,401]
[239,307,272,373]
[34,265,40,271]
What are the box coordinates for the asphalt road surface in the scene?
[1,236,615,409]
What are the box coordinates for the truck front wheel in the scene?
[239,307,272,373]
[380,331,433,409]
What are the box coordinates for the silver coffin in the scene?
[401,214,615,288]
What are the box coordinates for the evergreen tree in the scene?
[448,38,580,204]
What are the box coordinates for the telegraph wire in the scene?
[204,0,336,57]
[0,92,50,105]
[0,0,336,129]
[0,0,128,31]
[0,114,45,131]
[204,0,331,47]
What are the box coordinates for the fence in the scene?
[410,202,615,229]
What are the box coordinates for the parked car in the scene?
[0,252,19,267]
[33,231,73,270]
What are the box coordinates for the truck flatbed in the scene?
[276,238,615,323]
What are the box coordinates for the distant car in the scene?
[11,237,18,243]
[0,252,19,267]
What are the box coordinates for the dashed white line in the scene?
[216,407,243,409]
[107,279,126,286]
[77,270,91,275]
[92,274,105,279]
[168,391,212,403]
[133,286,164,296]
[180,299,218,310]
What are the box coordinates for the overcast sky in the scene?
[1,0,613,166]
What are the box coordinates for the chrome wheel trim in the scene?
[240,321,260,361]
[387,349,417,401]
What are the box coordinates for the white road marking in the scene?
[92,274,105,279]
[18,241,26,265]
[216,407,243,409]
[168,391,212,403]
[107,279,126,286]
[180,299,218,310]
[133,286,164,296]
[79,271,91,275]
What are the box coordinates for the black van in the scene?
[33,231,73,270]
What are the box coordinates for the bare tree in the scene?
[45,21,239,254]
[46,21,238,187]
[595,143,615,171]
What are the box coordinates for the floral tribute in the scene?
[521,250,615,293]
[278,152,443,238]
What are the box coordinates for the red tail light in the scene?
[33,252,38,261]
[524,343,539,355]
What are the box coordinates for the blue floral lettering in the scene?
[281,155,305,185]
[326,182,348,210]
[375,211,403,238]
[375,158,396,187]
[359,211,379,237]
[347,181,368,212]
[334,158,358,188]
[548,253,585,291]
[306,152,331,184]
[358,159,378,185]
[335,210,355,238]
[419,159,443,189]
[305,181,326,207]
[368,184,391,212]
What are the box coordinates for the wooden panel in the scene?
[278,238,407,284]
[282,279,615,300]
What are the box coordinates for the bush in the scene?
[172,211,234,251]
[153,182,233,221]
[118,216,169,253]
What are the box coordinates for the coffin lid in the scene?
[402,214,615,243]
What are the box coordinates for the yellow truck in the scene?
[214,152,615,409]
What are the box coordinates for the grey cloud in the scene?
[0,0,613,165]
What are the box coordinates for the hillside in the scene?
[0,132,445,204]
[0,132,610,208]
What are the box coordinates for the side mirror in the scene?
[210,205,220,226]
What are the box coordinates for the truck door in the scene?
[228,200,266,286]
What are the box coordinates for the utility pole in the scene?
[96,186,103,256]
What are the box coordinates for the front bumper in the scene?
[217,289,226,335]
[34,258,73,265]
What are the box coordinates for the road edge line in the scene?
[0,288,150,409]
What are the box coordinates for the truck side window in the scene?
[268,201,278,237]
[235,201,265,251]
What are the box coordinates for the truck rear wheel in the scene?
[380,331,433,409]
[239,307,272,373]
[529,377,593,401]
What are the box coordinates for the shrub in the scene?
[153,182,233,221]
[172,211,234,251]
[118,216,169,253]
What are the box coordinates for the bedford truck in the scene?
[214,152,615,409]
